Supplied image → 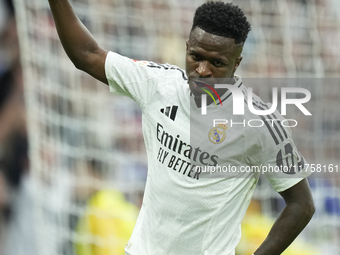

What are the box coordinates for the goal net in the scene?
[13,0,340,254]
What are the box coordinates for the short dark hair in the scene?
[191,1,251,44]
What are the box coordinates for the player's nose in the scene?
[196,61,212,78]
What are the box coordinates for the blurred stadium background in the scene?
[0,0,339,254]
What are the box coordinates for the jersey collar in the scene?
[216,74,243,105]
[189,75,243,106]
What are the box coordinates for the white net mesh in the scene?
[13,0,340,254]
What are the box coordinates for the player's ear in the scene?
[233,55,243,72]
[186,40,189,51]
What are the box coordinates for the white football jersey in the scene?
[105,51,310,255]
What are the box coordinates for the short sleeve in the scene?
[104,51,159,108]
[246,114,311,193]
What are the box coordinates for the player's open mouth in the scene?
[189,79,209,91]
[194,81,209,89]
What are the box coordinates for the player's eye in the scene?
[213,60,224,67]
[190,53,201,61]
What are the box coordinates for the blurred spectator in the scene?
[0,0,30,254]
[0,0,17,72]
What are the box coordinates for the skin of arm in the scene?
[48,0,108,84]
[253,178,315,255]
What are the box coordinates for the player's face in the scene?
[185,27,243,98]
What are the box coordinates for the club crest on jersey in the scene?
[208,124,228,144]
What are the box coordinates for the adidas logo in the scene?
[160,105,178,121]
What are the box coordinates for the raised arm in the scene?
[48,0,108,84]
[254,179,315,255]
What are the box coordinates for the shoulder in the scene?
[111,52,187,80]
[144,61,188,81]
[105,51,187,91]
